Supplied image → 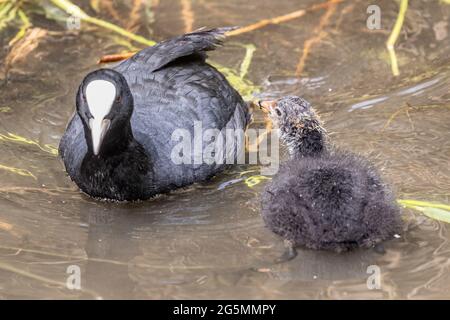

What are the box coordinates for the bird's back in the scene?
[122,60,248,190]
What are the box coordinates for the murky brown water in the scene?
[0,0,449,299]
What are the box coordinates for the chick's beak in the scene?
[258,100,277,114]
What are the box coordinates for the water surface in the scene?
[0,0,449,299]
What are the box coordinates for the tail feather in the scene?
[116,27,238,73]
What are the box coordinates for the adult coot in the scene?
[59,28,249,201]
[259,96,402,252]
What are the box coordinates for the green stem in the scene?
[0,4,17,32]
[0,1,13,19]
[397,199,450,211]
[8,9,31,46]
[238,44,256,79]
[49,0,156,46]
[84,16,156,46]
[386,0,408,76]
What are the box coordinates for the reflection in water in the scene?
[349,96,389,111]
[265,249,381,282]
[83,203,143,299]
[0,0,450,299]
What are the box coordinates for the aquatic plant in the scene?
[398,199,450,224]
[0,0,155,46]
[0,0,261,98]
[386,0,408,76]
[49,0,156,46]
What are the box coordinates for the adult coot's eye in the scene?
[116,95,121,103]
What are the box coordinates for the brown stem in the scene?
[226,0,343,37]
[98,52,136,64]
[295,2,338,76]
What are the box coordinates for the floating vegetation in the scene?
[386,0,409,76]
[0,132,58,156]
[381,102,415,132]
[0,0,372,99]
[216,65,259,100]
[95,0,346,98]
[98,51,135,64]
[0,0,155,50]
[0,2,18,33]
[0,163,36,179]
[0,2,40,47]
[236,43,256,79]
[210,39,259,100]
[225,0,343,37]
[244,175,272,188]
[0,220,13,232]
[398,199,450,224]
[0,218,21,237]
[8,9,31,46]
[0,106,12,113]
[49,0,156,46]
[295,1,337,76]
[3,28,48,76]
[180,0,194,33]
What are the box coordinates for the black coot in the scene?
[259,96,402,252]
[59,28,249,201]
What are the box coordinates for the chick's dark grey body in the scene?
[262,151,401,252]
[260,96,402,252]
[59,29,249,201]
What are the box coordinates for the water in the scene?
[0,0,449,299]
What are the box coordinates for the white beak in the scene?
[89,118,111,156]
[85,79,116,156]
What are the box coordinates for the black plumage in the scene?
[59,28,249,201]
[260,96,402,252]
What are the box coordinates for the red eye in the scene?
[116,96,121,103]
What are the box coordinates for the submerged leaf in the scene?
[49,0,155,46]
[0,220,13,232]
[398,199,450,224]
[0,106,12,113]
[0,3,17,32]
[0,132,58,156]
[413,207,450,224]
[210,42,259,100]
[244,175,272,188]
[210,62,260,100]
[0,219,21,238]
[8,10,31,47]
[4,28,47,68]
[238,43,256,79]
[0,164,36,179]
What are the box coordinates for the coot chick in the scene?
[259,96,401,252]
[59,28,249,201]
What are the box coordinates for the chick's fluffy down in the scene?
[261,151,402,252]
